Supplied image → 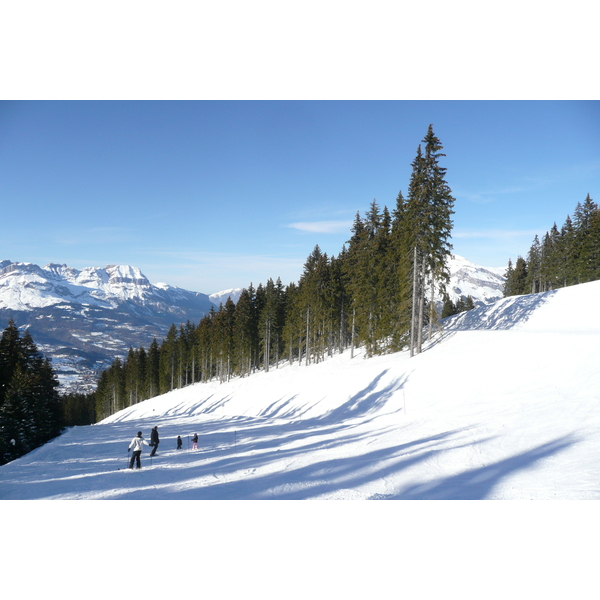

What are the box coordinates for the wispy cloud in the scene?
[286,220,353,234]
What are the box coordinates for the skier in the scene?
[150,426,159,457]
[128,431,150,469]
[176,435,183,450]
[191,433,198,450]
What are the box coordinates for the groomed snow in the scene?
[2,279,599,501]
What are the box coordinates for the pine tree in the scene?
[160,324,178,393]
[503,258,515,296]
[281,282,303,365]
[147,339,160,397]
[214,297,236,382]
[574,194,600,282]
[441,292,457,318]
[0,321,62,465]
[343,213,368,357]
[404,126,455,356]
[259,278,279,372]
[388,190,412,350]
[587,207,600,281]
[526,235,542,294]
[557,215,576,287]
[233,288,256,376]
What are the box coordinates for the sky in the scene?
[1,4,598,295]
[1,100,598,293]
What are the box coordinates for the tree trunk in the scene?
[305,307,310,366]
[350,306,356,359]
[428,273,435,341]
[410,245,418,357]
[417,253,426,354]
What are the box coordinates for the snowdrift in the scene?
[2,280,600,500]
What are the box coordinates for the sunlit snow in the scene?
[2,279,599,500]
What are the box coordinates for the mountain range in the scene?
[0,255,505,393]
[0,261,215,393]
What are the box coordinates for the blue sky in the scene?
[1,100,598,293]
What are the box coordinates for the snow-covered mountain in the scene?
[209,287,244,306]
[442,254,505,306]
[0,260,215,392]
[0,260,212,313]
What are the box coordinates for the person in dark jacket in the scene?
[176,435,183,450]
[128,431,149,469]
[150,426,159,456]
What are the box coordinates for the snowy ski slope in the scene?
[2,279,599,501]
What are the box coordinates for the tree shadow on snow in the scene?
[3,369,578,501]
[442,289,558,333]
[388,434,577,500]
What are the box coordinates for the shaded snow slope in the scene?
[1,281,599,500]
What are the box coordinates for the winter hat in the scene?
[137,431,142,436]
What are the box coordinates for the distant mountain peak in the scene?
[443,254,505,306]
[0,259,215,393]
[209,288,244,306]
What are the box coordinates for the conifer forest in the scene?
[93,125,456,421]
[0,320,64,464]
[503,193,600,296]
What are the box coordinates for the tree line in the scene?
[92,125,456,421]
[0,320,64,465]
[503,194,600,296]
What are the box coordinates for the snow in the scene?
[3,279,599,595]
[444,254,505,305]
[0,261,153,310]
[210,287,244,306]
[3,278,600,500]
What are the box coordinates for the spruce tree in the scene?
[233,288,256,376]
[147,339,160,397]
[0,321,62,464]
[403,126,455,356]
